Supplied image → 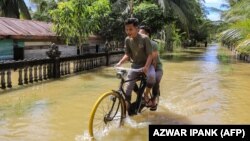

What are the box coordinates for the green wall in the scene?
[0,39,13,60]
[0,39,24,60]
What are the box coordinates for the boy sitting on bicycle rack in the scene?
[139,25,163,111]
[115,18,156,113]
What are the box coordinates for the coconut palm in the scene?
[156,0,203,30]
[220,0,250,55]
[222,0,250,23]
[110,0,129,12]
[110,0,203,32]
[29,0,57,21]
[0,0,31,19]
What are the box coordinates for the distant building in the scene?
[0,17,57,60]
[0,17,106,60]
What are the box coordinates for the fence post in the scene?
[53,58,61,78]
[46,43,61,78]
[1,71,6,89]
[106,51,110,66]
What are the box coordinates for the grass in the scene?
[217,47,232,63]
[236,45,250,56]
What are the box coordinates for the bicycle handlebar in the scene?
[114,67,143,73]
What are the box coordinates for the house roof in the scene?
[0,17,57,41]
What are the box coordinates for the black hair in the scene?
[139,25,151,37]
[124,18,139,27]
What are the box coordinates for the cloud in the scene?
[204,0,227,4]
[203,0,229,21]
[24,0,36,11]
[207,12,221,21]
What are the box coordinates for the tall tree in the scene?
[50,0,110,49]
[133,2,165,34]
[0,0,31,19]
[30,0,57,22]
[156,0,204,34]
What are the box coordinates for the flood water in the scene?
[1,44,250,141]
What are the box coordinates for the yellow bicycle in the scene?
[88,67,159,138]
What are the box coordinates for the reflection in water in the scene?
[1,44,250,141]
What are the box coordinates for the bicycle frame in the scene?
[115,71,147,115]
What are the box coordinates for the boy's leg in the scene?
[150,69,163,110]
[152,69,163,98]
[144,65,156,105]
[125,71,138,110]
[146,65,156,88]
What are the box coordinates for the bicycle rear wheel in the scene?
[88,91,126,138]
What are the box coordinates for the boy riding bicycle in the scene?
[116,18,156,114]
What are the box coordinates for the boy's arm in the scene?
[151,41,159,69]
[152,51,158,68]
[143,53,153,74]
[116,54,129,66]
[143,37,153,74]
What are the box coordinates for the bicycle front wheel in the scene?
[88,91,126,138]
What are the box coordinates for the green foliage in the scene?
[0,0,31,19]
[31,0,58,22]
[153,39,166,55]
[28,0,208,52]
[158,41,165,55]
[156,0,204,35]
[133,2,165,34]
[222,0,250,22]
[217,46,232,63]
[110,0,129,13]
[191,20,217,42]
[220,0,250,55]
[96,11,127,41]
[160,23,185,51]
[153,0,208,49]
[237,44,250,56]
[171,24,183,50]
[50,0,110,46]
[108,0,208,51]
[98,0,164,42]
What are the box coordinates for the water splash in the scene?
[75,131,93,141]
[75,116,150,141]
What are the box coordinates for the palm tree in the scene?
[0,0,31,19]
[220,0,250,56]
[156,0,204,32]
[29,0,69,21]
[29,0,57,21]
[110,0,130,14]
[227,0,242,7]
[151,0,204,49]
[111,0,203,33]
[222,0,250,23]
